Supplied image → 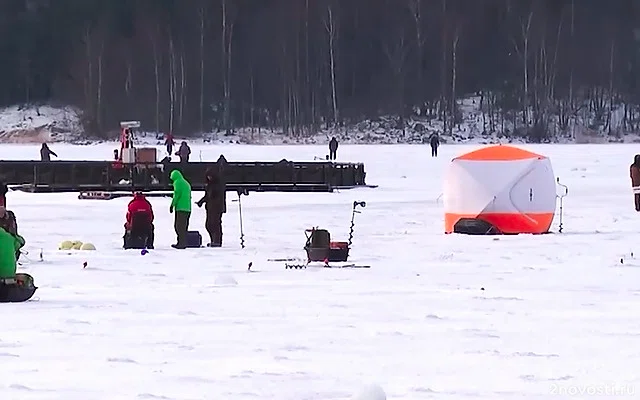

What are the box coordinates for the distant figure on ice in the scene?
[0,181,7,207]
[196,168,226,247]
[123,192,155,249]
[631,154,640,211]
[165,132,175,155]
[175,141,191,163]
[169,170,192,249]
[40,143,57,161]
[429,133,440,157]
[328,137,339,160]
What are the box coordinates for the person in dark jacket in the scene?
[175,141,191,163]
[630,154,640,211]
[0,181,7,208]
[196,168,226,247]
[328,137,339,160]
[429,133,440,157]
[40,143,57,161]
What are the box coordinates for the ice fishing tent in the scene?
[443,144,557,235]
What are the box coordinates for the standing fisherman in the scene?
[630,154,640,211]
[429,133,440,157]
[169,170,192,249]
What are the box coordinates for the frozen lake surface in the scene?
[0,143,639,399]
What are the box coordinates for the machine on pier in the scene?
[114,121,157,166]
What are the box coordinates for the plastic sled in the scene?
[301,201,365,264]
[0,273,37,303]
[305,228,350,262]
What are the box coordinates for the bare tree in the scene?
[96,40,104,131]
[221,0,236,134]
[82,23,94,128]
[304,0,316,130]
[149,24,161,134]
[407,0,425,106]
[325,3,339,127]
[198,3,206,133]
[509,5,534,127]
[81,21,106,133]
[383,24,410,127]
[449,24,460,135]
[607,39,615,135]
[179,46,186,129]
[568,0,575,110]
[439,0,448,132]
[168,35,176,135]
[124,50,133,108]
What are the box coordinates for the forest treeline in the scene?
[1,0,639,139]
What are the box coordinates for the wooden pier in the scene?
[0,159,374,194]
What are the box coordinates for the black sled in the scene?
[304,200,366,263]
[0,273,37,303]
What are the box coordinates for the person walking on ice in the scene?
[40,143,57,161]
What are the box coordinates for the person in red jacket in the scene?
[165,132,175,155]
[123,192,155,249]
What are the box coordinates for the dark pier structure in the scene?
[0,159,374,197]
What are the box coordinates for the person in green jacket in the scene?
[169,169,192,249]
[0,226,25,279]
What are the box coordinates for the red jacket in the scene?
[125,194,154,229]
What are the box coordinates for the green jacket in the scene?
[0,228,24,279]
[170,169,192,212]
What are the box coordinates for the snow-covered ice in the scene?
[0,143,639,399]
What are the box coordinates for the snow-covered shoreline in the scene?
[2,100,640,146]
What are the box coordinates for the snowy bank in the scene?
[1,99,640,146]
[0,104,82,144]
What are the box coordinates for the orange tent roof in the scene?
[454,145,545,161]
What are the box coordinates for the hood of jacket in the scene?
[634,154,640,166]
[170,169,185,182]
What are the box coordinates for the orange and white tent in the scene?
[443,145,557,235]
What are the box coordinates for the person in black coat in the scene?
[0,181,7,207]
[328,137,339,160]
[40,143,58,161]
[429,133,440,157]
[175,141,191,163]
[196,168,226,247]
